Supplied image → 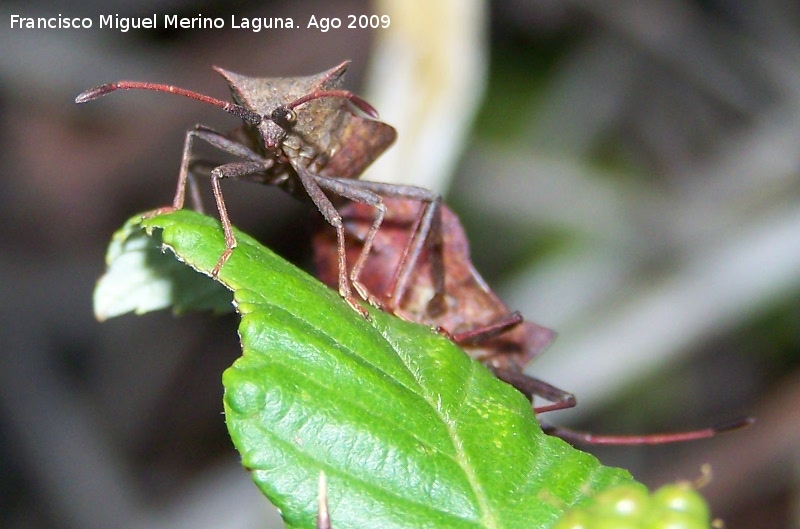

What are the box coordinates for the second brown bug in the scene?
[312,197,752,444]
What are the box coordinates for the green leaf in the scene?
[94,214,232,320]
[109,210,641,528]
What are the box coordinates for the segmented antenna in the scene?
[75,81,263,125]
[287,90,380,118]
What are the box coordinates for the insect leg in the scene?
[490,367,577,414]
[495,362,754,445]
[451,311,525,345]
[330,180,444,316]
[540,417,754,445]
[208,160,271,276]
[148,124,272,215]
[391,194,444,316]
[149,125,276,276]
[312,175,387,309]
[293,167,370,317]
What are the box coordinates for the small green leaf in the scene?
[114,209,639,529]
[94,214,232,320]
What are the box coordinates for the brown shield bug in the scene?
[76,61,440,316]
[312,197,752,444]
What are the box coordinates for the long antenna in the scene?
[75,81,263,125]
[287,90,380,118]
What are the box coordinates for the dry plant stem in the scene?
[316,472,331,529]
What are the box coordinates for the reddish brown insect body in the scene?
[77,61,750,444]
[76,61,438,315]
[313,198,752,444]
[313,197,571,414]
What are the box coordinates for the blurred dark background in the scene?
[2,1,798,528]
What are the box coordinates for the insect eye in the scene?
[270,106,297,130]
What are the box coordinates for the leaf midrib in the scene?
[414,356,501,529]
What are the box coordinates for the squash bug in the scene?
[76,61,440,316]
